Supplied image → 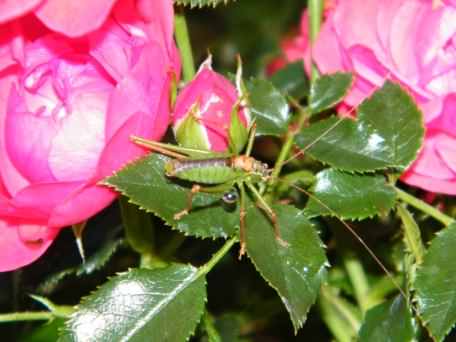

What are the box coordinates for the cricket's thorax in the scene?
[165,156,270,185]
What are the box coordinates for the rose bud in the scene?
[173,57,250,153]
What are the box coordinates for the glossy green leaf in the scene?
[305,169,396,220]
[38,239,125,294]
[174,0,236,7]
[246,78,290,136]
[59,265,206,342]
[105,154,239,239]
[358,296,415,342]
[309,73,353,114]
[414,223,456,341]
[269,61,309,100]
[296,81,424,172]
[245,203,327,332]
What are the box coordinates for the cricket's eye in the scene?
[222,190,238,204]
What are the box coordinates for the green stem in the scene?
[202,311,222,342]
[0,312,54,323]
[343,254,370,313]
[270,105,310,186]
[395,187,454,226]
[308,0,324,81]
[198,237,237,277]
[396,204,425,265]
[175,13,196,82]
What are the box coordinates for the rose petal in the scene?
[409,134,454,180]
[48,183,116,227]
[401,172,456,195]
[0,0,42,24]
[135,0,174,53]
[0,220,58,272]
[105,42,169,140]
[435,134,456,173]
[5,85,59,183]
[96,112,157,179]
[35,0,117,37]
[48,80,110,182]
[8,181,84,224]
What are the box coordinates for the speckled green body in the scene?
[165,158,244,185]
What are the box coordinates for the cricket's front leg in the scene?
[174,184,201,220]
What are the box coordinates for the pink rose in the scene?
[283,0,456,195]
[0,0,116,37]
[173,60,249,152]
[0,0,180,271]
[0,176,58,271]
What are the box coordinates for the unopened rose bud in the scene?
[173,58,249,153]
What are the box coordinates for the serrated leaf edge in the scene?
[245,207,328,333]
[59,265,208,341]
[104,154,239,241]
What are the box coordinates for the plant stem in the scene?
[175,13,196,82]
[395,187,454,226]
[308,0,324,81]
[198,237,237,277]
[270,105,310,186]
[0,312,54,323]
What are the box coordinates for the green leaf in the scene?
[358,296,415,342]
[269,61,309,100]
[59,265,206,342]
[19,318,65,342]
[38,239,125,294]
[173,0,236,8]
[305,169,396,220]
[105,154,239,239]
[245,203,327,332]
[414,223,456,341]
[296,81,424,172]
[309,73,353,114]
[246,78,290,136]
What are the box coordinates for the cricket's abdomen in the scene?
[165,158,239,184]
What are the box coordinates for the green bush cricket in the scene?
[131,122,288,257]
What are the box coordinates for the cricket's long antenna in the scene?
[283,116,346,166]
[282,180,408,301]
[281,75,394,167]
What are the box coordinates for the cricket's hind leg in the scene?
[174,182,235,220]
[174,184,201,220]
